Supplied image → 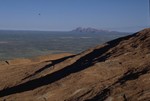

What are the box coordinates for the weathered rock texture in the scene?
[0,28,150,101]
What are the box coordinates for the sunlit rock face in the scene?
[0,28,150,101]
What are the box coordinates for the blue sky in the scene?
[0,0,149,32]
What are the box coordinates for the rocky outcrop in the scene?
[0,28,150,101]
[72,27,117,33]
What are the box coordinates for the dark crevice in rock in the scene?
[85,87,111,101]
[115,67,150,85]
[23,55,75,80]
[5,61,9,65]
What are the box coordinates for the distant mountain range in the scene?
[72,27,119,33]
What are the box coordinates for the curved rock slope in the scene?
[0,28,150,101]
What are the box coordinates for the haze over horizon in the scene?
[0,0,149,32]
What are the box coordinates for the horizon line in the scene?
[0,28,135,33]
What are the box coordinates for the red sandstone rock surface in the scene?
[0,28,150,101]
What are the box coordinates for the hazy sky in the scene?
[0,0,149,32]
